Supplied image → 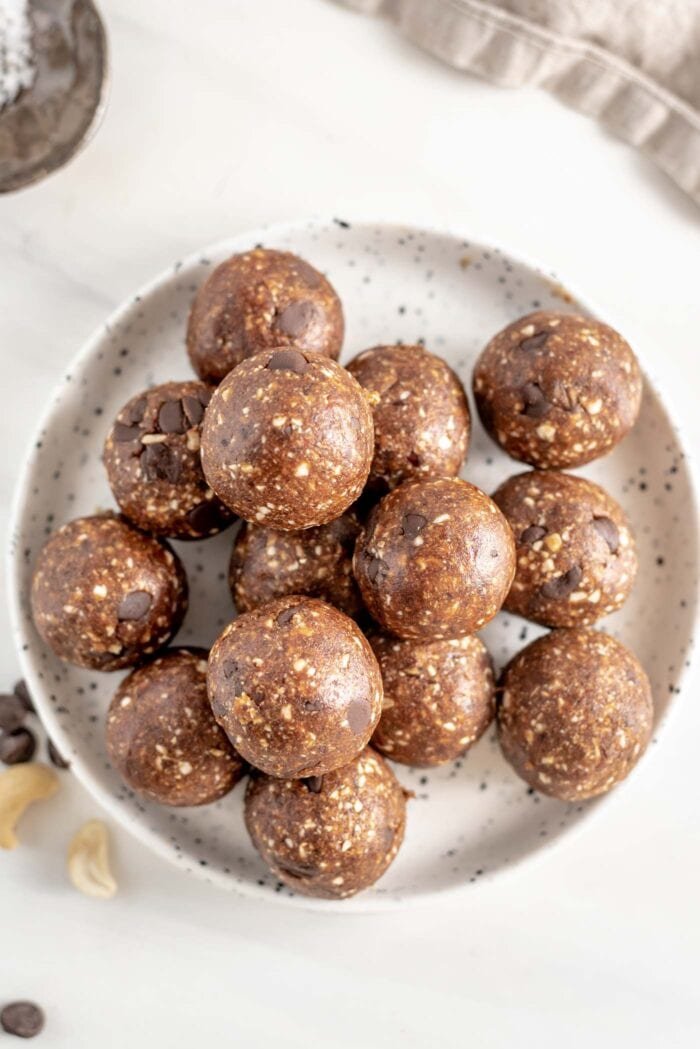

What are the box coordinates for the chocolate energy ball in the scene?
[473,311,642,469]
[103,381,234,540]
[244,747,407,899]
[187,248,344,384]
[31,514,188,671]
[106,648,245,806]
[353,478,516,640]
[229,512,363,618]
[346,344,470,491]
[497,628,653,801]
[371,633,494,766]
[201,348,374,530]
[492,470,638,627]
[208,596,383,778]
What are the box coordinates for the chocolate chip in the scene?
[48,738,70,770]
[519,331,550,352]
[521,382,551,418]
[198,386,213,406]
[401,513,427,538]
[541,565,583,599]
[182,395,205,426]
[274,300,317,337]
[276,606,299,626]
[365,554,389,585]
[126,397,147,424]
[13,680,34,713]
[276,859,319,879]
[117,590,152,621]
[347,697,371,734]
[157,399,186,434]
[0,727,36,765]
[520,525,546,545]
[186,501,223,535]
[0,1002,45,1039]
[593,516,620,553]
[141,442,181,483]
[304,775,324,793]
[406,451,421,467]
[113,422,142,442]
[0,693,28,733]
[267,349,309,373]
[222,659,244,683]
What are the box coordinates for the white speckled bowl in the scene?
[8,219,698,911]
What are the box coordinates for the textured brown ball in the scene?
[497,628,653,801]
[473,311,642,468]
[229,513,363,618]
[208,596,383,778]
[492,470,638,627]
[244,747,407,898]
[31,514,188,671]
[187,248,344,384]
[371,633,494,766]
[346,344,470,491]
[103,381,234,540]
[201,348,374,530]
[353,478,516,640]
[106,649,245,806]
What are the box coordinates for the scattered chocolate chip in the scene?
[304,775,324,793]
[117,590,152,621]
[0,693,28,733]
[541,565,583,599]
[519,331,550,352]
[276,606,299,626]
[274,300,317,337]
[521,382,551,418]
[0,1001,45,1039]
[365,554,389,585]
[347,697,371,734]
[141,442,181,483]
[593,516,620,553]
[267,349,309,373]
[182,395,205,426]
[13,680,34,713]
[0,727,36,765]
[520,525,546,545]
[126,397,147,424]
[48,738,70,770]
[186,501,223,535]
[157,399,186,434]
[112,422,142,442]
[401,512,428,538]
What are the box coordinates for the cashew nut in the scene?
[0,763,60,849]
[67,820,117,899]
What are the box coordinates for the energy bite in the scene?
[106,648,245,806]
[244,747,407,898]
[229,512,363,618]
[31,514,187,671]
[346,344,470,491]
[103,381,234,540]
[497,628,653,801]
[370,634,494,766]
[492,471,637,627]
[208,596,383,778]
[353,478,515,640]
[473,311,642,468]
[187,248,344,384]
[201,348,374,530]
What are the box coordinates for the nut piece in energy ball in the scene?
[353,478,515,641]
[103,381,234,540]
[244,747,407,899]
[473,311,642,469]
[346,344,470,491]
[371,633,494,766]
[106,649,245,806]
[208,596,383,778]
[201,349,374,530]
[187,248,344,384]
[229,512,363,618]
[31,514,188,671]
[492,470,638,627]
[497,628,653,801]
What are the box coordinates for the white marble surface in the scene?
[0,1,699,1046]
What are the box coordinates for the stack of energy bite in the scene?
[30,247,653,899]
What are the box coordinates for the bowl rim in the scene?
[7,215,700,912]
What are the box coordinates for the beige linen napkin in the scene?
[337,0,700,205]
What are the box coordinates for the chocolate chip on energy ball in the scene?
[274,300,318,337]
[304,775,324,793]
[182,394,205,426]
[157,399,186,434]
[593,515,620,553]
[0,1001,45,1039]
[0,727,36,765]
[519,330,550,352]
[113,422,142,442]
[117,590,152,621]
[0,692,28,733]
[521,382,550,418]
[140,442,181,484]
[267,348,309,373]
[540,564,583,599]
[401,513,427,538]
[520,525,546,545]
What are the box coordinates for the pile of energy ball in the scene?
[30,248,652,899]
